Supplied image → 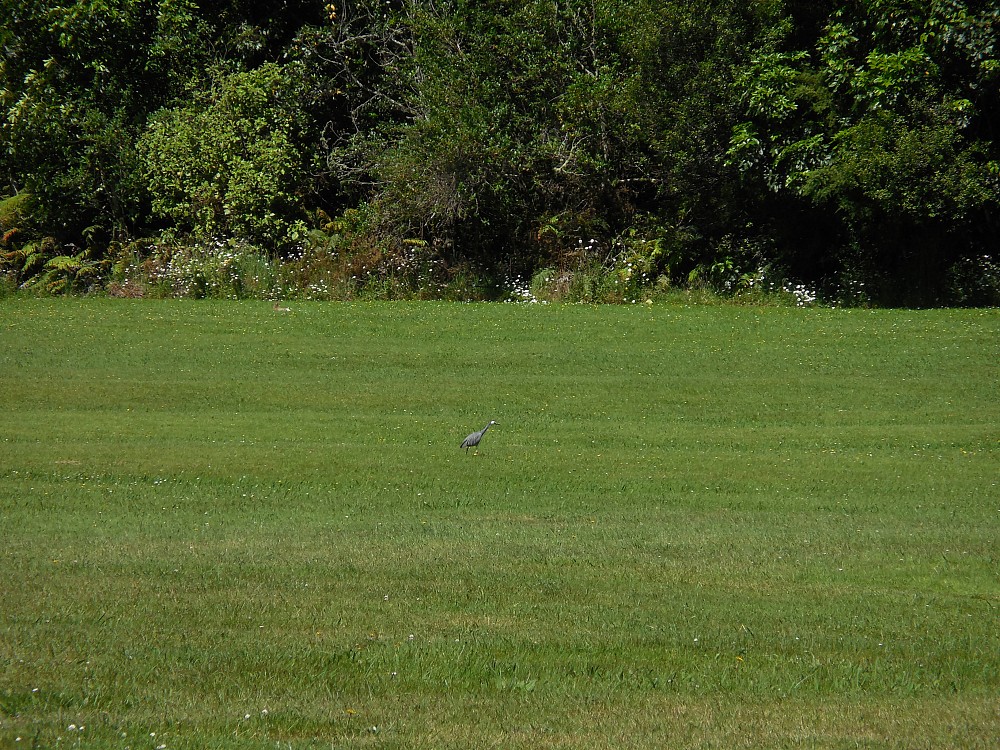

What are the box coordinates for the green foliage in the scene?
[32,249,105,294]
[1,1,998,303]
[150,240,256,299]
[1,234,107,294]
[0,0,156,240]
[97,226,501,302]
[0,236,51,283]
[729,0,1000,302]
[944,253,1000,307]
[0,192,34,231]
[138,64,310,250]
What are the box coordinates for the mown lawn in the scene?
[1,299,997,748]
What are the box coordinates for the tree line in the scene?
[2,0,998,305]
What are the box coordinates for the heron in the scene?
[461,420,497,454]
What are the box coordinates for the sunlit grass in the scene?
[1,299,998,748]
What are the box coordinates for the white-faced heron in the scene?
[460,420,497,453]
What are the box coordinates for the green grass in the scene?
[1,299,997,749]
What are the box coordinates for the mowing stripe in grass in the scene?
[1,300,997,748]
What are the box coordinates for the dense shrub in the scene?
[138,64,311,251]
[1,1,997,304]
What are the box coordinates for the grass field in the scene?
[1,299,998,749]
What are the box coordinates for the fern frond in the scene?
[45,255,83,272]
[22,252,46,274]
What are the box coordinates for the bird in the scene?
[460,420,497,454]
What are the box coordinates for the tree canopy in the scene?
[2,0,998,304]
